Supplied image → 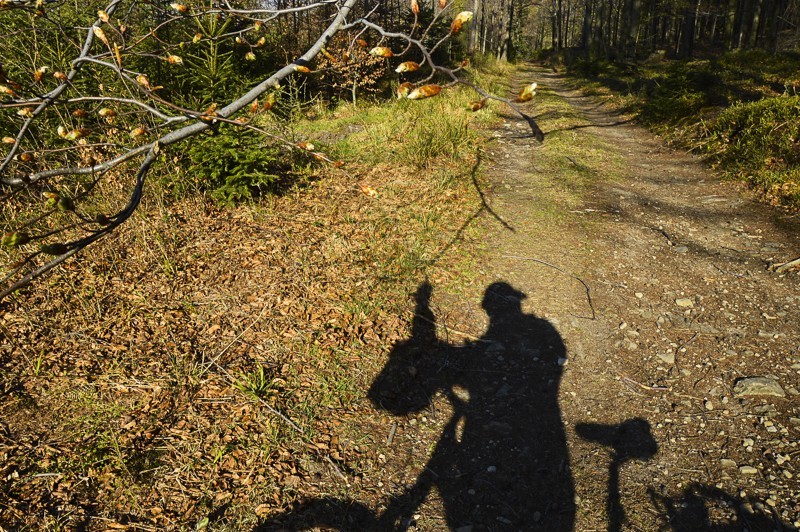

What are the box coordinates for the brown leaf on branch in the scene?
[406,84,441,100]
[468,98,487,111]
[93,26,110,47]
[136,74,152,90]
[395,61,420,73]
[397,82,414,99]
[369,46,393,57]
[64,128,92,141]
[33,66,48,82]
[450,11,474,34]
[296,142,315,151]
[513,82,537,103]
[262,93,276,111]
[411,0,420,15]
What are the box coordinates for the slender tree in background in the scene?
[516,0,799,58]
[0,0,544,301]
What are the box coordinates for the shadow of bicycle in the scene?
[254,281,793,531]
[257,280,575,530]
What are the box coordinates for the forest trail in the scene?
[481,64,800,530]
[358,64,800,530]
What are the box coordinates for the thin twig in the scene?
[407,309,489,343]
[387,421,398,445]
[197,303,269,380]
[619,374,670,392]
[770,256,800,273]
[501,254,596,319]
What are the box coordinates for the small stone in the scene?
[486,342,506,354]
[766,498,776,507]
[720,459,737,468]
[754,404,777,416]
[533,512,541,522]
[739,466,758,475]
[704,400,714,411]
[495,384,512,398]
[557,357,568,366]
[675,298,694,308]
[487,466,497,473]
[789,417,800,427]
[740,503,754,515]
[635,292,644,299]
[734,377,785,398]
[657,352,676,364]
[743,438,755,447]
[674,246,689,253]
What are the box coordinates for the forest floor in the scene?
[2,64,800,531]
[276,64,800,530]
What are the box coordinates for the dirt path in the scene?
[363,65,800,531]
[493,66,800,530]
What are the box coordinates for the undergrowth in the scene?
[564,50,800,210]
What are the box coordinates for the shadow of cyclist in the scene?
[365,280,575,530]
[256,280,574,530]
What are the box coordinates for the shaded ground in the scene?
[274,65,800,530]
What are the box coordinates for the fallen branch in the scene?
[620,374,670,392]
[770,256,800,274]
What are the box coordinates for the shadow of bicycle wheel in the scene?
[253,497,377,531]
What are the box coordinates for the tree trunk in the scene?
[582,0,594,52]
